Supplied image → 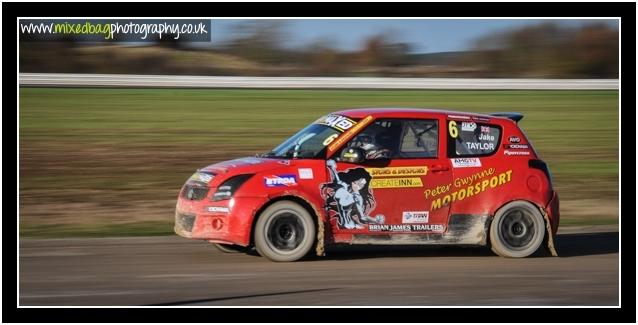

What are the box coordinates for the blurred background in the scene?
[19,19,619,237]
[21,19,619,77]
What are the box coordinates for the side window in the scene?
[448,121,501,157]
[398,119,438,158]
[339,119,403,160]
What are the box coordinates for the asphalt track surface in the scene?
[19,226,619,306]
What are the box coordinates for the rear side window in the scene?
[447,120,501,157]
[399,119,438,158]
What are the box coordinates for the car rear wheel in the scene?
[254,201,315,262]
[213,243,249,254]
[489,201,545,258]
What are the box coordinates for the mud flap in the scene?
[537,203,558,257]
[316,217,325,256]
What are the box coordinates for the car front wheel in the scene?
[489,201,546,258]
[254,201,316,262]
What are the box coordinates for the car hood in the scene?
[201,157,292,179]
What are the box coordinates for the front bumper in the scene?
[174,196,267,247]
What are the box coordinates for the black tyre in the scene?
[254,201,316,262]
[489,201,545,258]
[213,243,249,254]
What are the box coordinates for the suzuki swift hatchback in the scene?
[175,109,559,262]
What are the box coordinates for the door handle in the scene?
[430,165,449,172]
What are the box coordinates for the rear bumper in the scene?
[174,196,267,246]
[546,191,560,235]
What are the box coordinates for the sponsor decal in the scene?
[366,166,428,177]
[504,150,530,156]
[448,115,470,120]
[264,174,297,187]
[453,168,495,188]
[206,206,230,213]
[369,224,445,233]
[298,168,314,179]
[321,160,385,230]
[509,136,521,143]
[465,142,495,151]
[278,160,291,165]
[315,114,356,132]
[473,116,491,122]
[461,122,477,132]
[371,177,423,189]
[424,183,452,199]
[478,133,495,141]
[451,158,482,168]
[430,169,513,210]
[504,144,529,149]
[327,115,374,154]
[424,167,496,199]
[402,211,429,224]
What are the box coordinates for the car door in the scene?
[322,118,452,236]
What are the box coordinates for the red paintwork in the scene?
[175,108,559,247]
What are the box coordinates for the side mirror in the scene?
[339,147,366,164]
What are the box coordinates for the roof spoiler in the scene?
[490,112,524,123]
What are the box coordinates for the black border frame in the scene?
[5,2,635,323]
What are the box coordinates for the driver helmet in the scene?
[352,133,390,159]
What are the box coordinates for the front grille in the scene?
[176,212,196,232]
[181,184,209,200]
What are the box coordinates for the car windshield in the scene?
[262,124,341,159]
[261,114,359,159]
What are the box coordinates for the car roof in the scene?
[334,108,502,121]
[335,108,507,120]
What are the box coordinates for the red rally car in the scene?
[175,108,559,262]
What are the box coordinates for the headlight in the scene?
[188,170,215,184]
[212,174,253,201]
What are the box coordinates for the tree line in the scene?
[20,21,618,78]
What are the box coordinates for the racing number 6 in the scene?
[323,133,339,146]
[448,121,458,138]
